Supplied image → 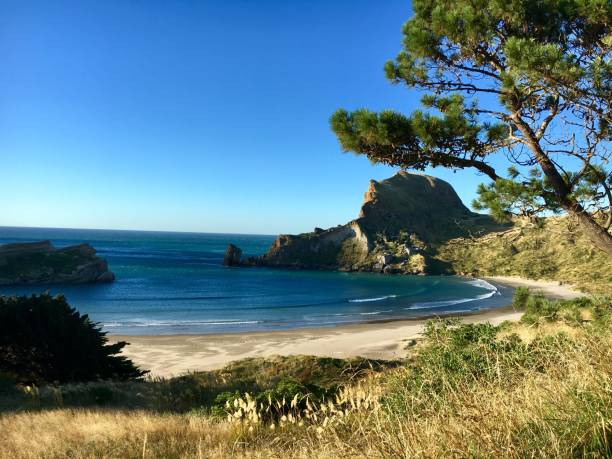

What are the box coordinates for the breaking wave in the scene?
[103,319,263,328]
[406,278,499,310]
[349,295,397,303]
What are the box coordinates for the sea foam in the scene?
[349,295,397,303]
[406,278,499,310]
[103,319,263,328]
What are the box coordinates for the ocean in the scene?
[0,227,513,335]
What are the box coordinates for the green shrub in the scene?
[87,386,115,405]
[515,289,611,326]
[383,319,573,416]
[210,390,242,418]
[525,294,559,321]
[210,376,330,422]
[512,286,531,309]
[0,294,146,384]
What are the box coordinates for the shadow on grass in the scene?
[0,355,400,415]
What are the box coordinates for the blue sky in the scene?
[1,0,506,234]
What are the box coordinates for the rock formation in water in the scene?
[226,172,504,274]
[223,244,243,266]
[0,240,115,285]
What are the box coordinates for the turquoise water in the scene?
[0,227,513,335]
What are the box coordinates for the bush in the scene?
[514,289,611,325]
[211,376,333,422]
[0,294,146,384]
[512,286,531,309]
[382,318,574,416]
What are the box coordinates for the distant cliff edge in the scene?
[0,240,115,285]
[224,172,504,274]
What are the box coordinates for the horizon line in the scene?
[0,225,277,238]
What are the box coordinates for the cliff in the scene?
[0,241,115,285]
[229,172,504,273]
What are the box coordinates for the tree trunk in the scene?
[564,202,612,256]
[512,115,612,256]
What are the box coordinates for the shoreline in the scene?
[112,276,583,378]
[482,275,582,299]
[113,305,522,378]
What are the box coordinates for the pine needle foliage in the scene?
[0,294,146,384]
[331,0,612,254]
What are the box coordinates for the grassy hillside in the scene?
[435,216,612,294]
[1,292,610,458]
[0,355,393,413]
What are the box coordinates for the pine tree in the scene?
[0,294,146,384]
[331,0,611,254]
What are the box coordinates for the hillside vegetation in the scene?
[1,291,610,458]
[0,241,114,285]
[228,172,611,294]
[435,216,612,294]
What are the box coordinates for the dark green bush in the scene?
[525,294,560,321]
[0,294,146,384]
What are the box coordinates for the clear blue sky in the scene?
[1,0,505,235]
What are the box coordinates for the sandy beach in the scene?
[113,276,583,378]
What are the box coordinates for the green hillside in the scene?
[435,217,612,294]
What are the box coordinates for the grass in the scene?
[0,355,393,413]
[435,216,612,294]
[0,410,236,459]
[0,292,610,458]
[0,252,79,278]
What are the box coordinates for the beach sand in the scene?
[112,276,583,378]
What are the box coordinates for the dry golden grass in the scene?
[497,320,582,343]
[232,325,610,458]
[435,216,612,294]
[0,410,236,459]
[359,335,611,458]
[1,312,610,458]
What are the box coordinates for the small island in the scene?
[0,240,115,285]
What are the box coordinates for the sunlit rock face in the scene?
[228,172,501,273]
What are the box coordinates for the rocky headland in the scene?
[0,240,115,285]
[225,172,504,274]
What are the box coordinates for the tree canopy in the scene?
[0,294,145,384]
[331,0,611,254]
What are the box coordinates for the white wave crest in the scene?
[349,295,397,303]
[104,319,262,328]
[406,278,499,310]
[467,278,499,293]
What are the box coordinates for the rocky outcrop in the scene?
[0,241,115,285]
[225,172,504,274]
[223,244,243,266]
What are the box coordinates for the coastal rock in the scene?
[0,241,115,285]
[96,271,115,283]
[223,244,242,266]
[225,172,505,273]
[379,253,393,265]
